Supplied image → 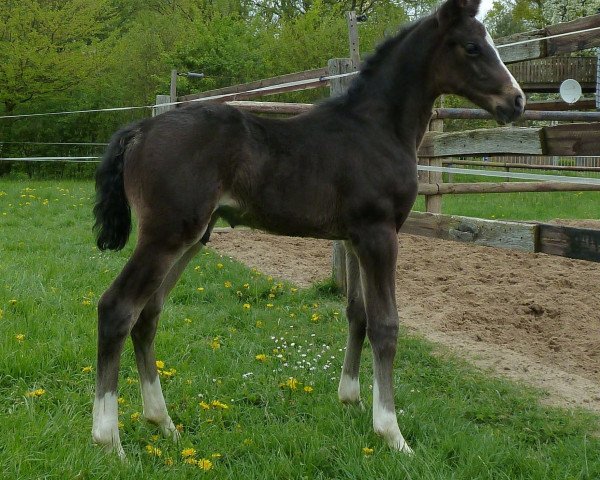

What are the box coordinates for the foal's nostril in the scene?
[515,94,524,111]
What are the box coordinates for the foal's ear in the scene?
[437,0,481,26]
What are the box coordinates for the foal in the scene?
[92,0,524,458]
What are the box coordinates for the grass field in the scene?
[1,178,599,479]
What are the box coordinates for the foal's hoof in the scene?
[389,437,414,456]
[157,417,180,443]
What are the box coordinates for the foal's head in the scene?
[433,0,525,123]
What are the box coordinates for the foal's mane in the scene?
[344,17,427,102]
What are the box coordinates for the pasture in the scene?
[1,178,599,479]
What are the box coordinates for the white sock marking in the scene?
[372,380,413,454]
[338,374,360,404]
[92,392,125,459]
[140,377,179,440]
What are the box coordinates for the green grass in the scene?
[0,179,599,479]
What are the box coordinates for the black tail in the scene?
[93,123,140,251]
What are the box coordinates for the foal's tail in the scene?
[93,123,140,251]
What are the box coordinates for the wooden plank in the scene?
[539,224,600,262]
[496,30,546,64]
[432,108,600,122]
[542,123,600,156]
[525,98,596,111]
[401,211,538,252]
[425,118,444,214]
[440,159,600,173]
[153,95,172,116]
[546,14,600,56]
[178,67,328,103]
[418,181,600,195]
[419,127,543,157]
[226,101,312,115]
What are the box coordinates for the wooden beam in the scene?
[178,67,328,103]
[525,98,596,111]
[441,159,600,173]
[419,127,544,157]
[542,123,600,156]
[431,108,600,122]
[226,101,312,115]
[401,211,537,252]
[496,29,546,64]
[418,182,600,195]
[538,224,600,262]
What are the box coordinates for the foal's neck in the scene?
[345,16,441,150]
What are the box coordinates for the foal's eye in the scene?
[465,42,480,56]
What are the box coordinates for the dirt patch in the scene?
[211,229,600,413]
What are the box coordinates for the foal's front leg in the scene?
[338,242,366,405]
[354,226,413,454]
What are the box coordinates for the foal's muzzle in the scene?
[495,92,525,125]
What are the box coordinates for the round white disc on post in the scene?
[559,79,582,104]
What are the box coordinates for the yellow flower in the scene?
[118,421,124,429]
[82,299,91,306]
[243,283,250,289]
[155,360,165,369]
[181,448,197,458]
[311,313,320,322]
[255,320,263,328]
[289,313,296,318]
[82,366,93,373]
[145,445,162,457]
[197,287,205,292]
[216,263,224,269]
[282,377,299,390]
[199,401,210,410]
[151,435,160,442]
[160,368,177,378]
[126,377,137,385]
[184,318,192,324]
[211,452,222,459]
[8,299,17,305]
[117,397,126,405]
[131,412,141,422]
[303,386,314,393]
[15,334,25,342]
[25,388,46,398]
[290,288,298,293]
[224,281,232,288]
[164,457,174,466]
[255,354,267,362]
[210,400,229,410]
[197,458,213,471]
[243,303,251,310]
[210,338,221,351]
[362,447,374,456]
[194,265,201,271]
[268,293,275,299]
[184,457,198,465]
[176,424,184,432]
[266,303,274,308]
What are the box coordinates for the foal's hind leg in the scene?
[353,225,412,454]
[338,242,366,405]
[130,240,203,441]
[92,240,188,458]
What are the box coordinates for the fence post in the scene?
[153,94,173,117]
[329,58,355,294]
[424,118,444,214]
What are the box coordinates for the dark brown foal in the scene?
[92,0,523,459]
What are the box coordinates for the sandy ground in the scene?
[211,228,600,413]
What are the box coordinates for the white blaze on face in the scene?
[480,21,525,100]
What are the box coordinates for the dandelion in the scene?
[160,368,177,378]
[255,320,264,328]
[216,263,224,269]
[199,401,210,410]
[211,400,229,410]
[311,313,320,322]
[184,317,192,324]
[284,377,299,390]
[289,313,296,318]
[266,303,274,308]
[268,293,275,299]
[8,299,17,305]
[176,423,184,432]
[290,288,298,293]
[197,458,213,471]
[211,452,222,459]
[184,457,198,465]
[194,266,201,271]
[118,421,124,429]
[25,388,46,398]
[243,283,250,289]
[15,334,25,342]
[362,447,374,456]
[210,338,221,351]
[243,303,251,310]
[151,435,160,442]
[145,445,162,457]
[303,386,314,393]
[131,412,141,422]
[255,354,267,362]
[82,300,91,306]
[181,448,197,458]
[126,377,137,385]
[118,397,126,405]
[224,281,232,288]
[164,457,174,466]
[197,287,205,292]
[82,366,93,373]
[156,360,165,369]
[242,438,253,446]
